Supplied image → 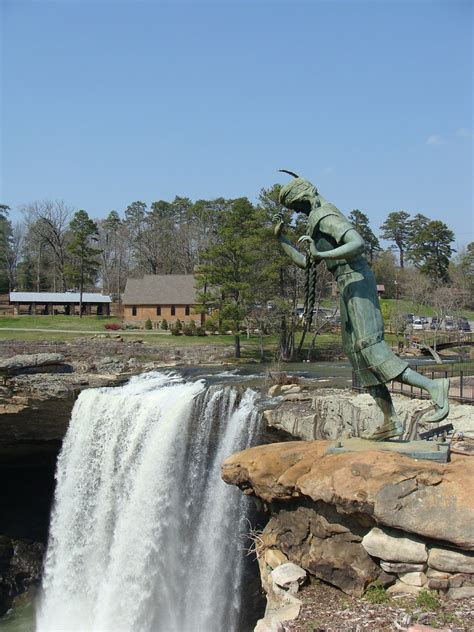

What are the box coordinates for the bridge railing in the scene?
[352,364,474,404]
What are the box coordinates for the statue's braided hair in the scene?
[303,257,318,332]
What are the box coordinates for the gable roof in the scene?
[123,275,198,305]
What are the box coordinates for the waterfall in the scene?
[37,371,262,632]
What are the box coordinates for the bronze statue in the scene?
[274,173,449,440]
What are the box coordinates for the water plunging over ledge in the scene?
[36,371,263,632]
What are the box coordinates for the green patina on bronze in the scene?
[274,174,450,441]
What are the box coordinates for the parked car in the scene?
[430,317,439,330]
[445,319,455,331]
[412,319,424,330]
[403,313,414,323]
[419,316,429,324]
[458,319,471,332]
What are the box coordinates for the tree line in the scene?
[0,187,472,358]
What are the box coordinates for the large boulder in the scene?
[261,505,390,596]
[0,353,69,376]
[222,441,474,551]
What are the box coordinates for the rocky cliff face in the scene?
[263,387,474,442]
[222,441,474,610]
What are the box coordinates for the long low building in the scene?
[123,275,204,325]
[9,292,112,315]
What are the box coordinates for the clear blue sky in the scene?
[1,0,473,248]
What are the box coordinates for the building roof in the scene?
[123,275,198,305]
[10,292,111,304]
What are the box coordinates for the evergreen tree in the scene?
[66,210,100,317]
[379,210,411,268]
[348,209,381,262]
[196,198,260,358]
[407,218,454,282]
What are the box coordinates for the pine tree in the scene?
[66,210,100,317]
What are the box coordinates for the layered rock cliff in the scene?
[222,441,474,612]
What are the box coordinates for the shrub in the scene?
[171,319,183,336]
[415,589,440,610]
[104,322,122,330]
[144,318,152,330]
[364,581,390,604]
[184,321,197,336]
[161,319,168,330]
[196,326,207,337]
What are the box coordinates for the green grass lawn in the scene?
[0,316,342,354]
[379,299,474,320]
[0,315,122,331]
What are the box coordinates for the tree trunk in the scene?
[79,257,84,319]
[234,334,241,359]
[400,248,404,269]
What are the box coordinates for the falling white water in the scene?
[37,371,261,632]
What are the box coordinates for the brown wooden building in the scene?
[9,292,112,315]
[123,275,204,325]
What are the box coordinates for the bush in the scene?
[104,322,122,330]
[415,589,440,610]
[144,318,152,330]
[196,326,207,337]
[364,581,390,604]
[171,319,183,336]
[161,319,168,330]
[183,321,197,336]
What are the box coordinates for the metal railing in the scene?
[352,365,474,404]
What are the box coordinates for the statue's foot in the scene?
[425,378,450,423]
[363,419,404,441]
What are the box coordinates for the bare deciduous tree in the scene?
[22,200,73,291]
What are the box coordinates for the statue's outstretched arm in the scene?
[299,229,364,262]
[279,233,307,269]
[273,214,307,269]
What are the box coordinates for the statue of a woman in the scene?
[274,174,449,440]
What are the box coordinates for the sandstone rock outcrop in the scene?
[263,388,474,441]
[222,441,474,599]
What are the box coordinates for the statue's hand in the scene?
[298,235,322,261]
[272,213,285,237]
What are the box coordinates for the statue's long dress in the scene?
[308,204,408,387]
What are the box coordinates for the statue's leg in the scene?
[364,383,404,441]
[397,368,449,423]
